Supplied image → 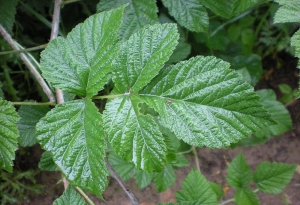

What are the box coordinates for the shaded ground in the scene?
[17,54,300,205]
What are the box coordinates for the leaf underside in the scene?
[0,99,19,172]
[274,0,300,24]
[36,99,108,196]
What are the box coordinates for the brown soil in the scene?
[18,54,300,205]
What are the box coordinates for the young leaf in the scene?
[254,162,296,194]
[97,0,158,40]
[0,0,18,33]
[108,153,136,181]
[36,99,108,196]
[38,151,59,171]
[234,187,259,205]
[0,99,19,172]
[17,105,50,147]
[40,6,125,98]
[162,0,209,32]
[136,170,152,189]
[53,186,87,205]
[254,89,292,138]
[140,56,275,148]
[176,169,218,204]
[226,153,252,189]
[274,0,300,24]
[153,165,176,192]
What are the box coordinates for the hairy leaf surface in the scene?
[53,186,87,205]
[141,56,275,148]
[254,89,292,137]
[274,0,300,24]
[36,99,108,196]
[0,0,18,33]
[254,162,296,194]
[40,7,125,97]
[162,0,208,32]
[176,169,218,204]
[226,153,252,189]
[97,0,158,40]
[17,105,49,147]
[0,99,19,172]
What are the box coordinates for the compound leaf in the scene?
[254,162,296,194]
[36,99,108,196]
[97,0,158,40]
[113,23,179,94]
[0,0,18,33]
[162,0,208,32]
[176,169,218,204]
[274,0,300,24]
[254,89,292,138]
[234,187,258,205]
[0,99,19,172]
[226,153,252,189]
[17,104,50,147]
[153,165,176,192]
[53,186,87,205]
[40,6,125,98]
[141,56,275,148]
[38,151,59,171]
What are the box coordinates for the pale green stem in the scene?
[0,44,47,55]
[75,187,95,205]
[219,198,235,205]
[177,147,193,155]
[12,101,55,106]
[92,94,124,99]
[192,146,201,172]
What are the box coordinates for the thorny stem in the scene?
[75,187,95,205]
[192,146,201,172]
[50,0,68,189]
[0,25,55,102]
[12,101,56,106]
[106,161,139,205]
[0,44,47,55]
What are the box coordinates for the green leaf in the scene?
[36,99,108,196]
[0,98,19,172]
[141,56,275,148]
[291,29,300,66]
[172,154,189,168]
[234,187,258,205]
[97,0,158,40]
[108,153,136,181]
[199,0,233,18]
[254,162,296,194]
[226,153,252,189]
[40,6,125,98]
[153,165,176,192]
[209,182,224,201]
[254,89,292,138]
[0,81,4,98]
[17,105,49,147]
[113,23,179,93]
[103,97,168,172]
[274,0,300,24]
[53,186,87,205]
[0,0,18,33]
[136,169,152,189]
[176,169,218,204]
[38,151,58,171]
[232,0,258,16]
[162,0,208,32]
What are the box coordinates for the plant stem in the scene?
[0,44,47,55]
[92,94,123,99]
[177,147,193,154]
[0,25,55,102]
[75,187,95,205]
[12,101,55,106]
[3,66,19,101]
[106,161,139,205]
[219,198,235,205]
[192,146,201,172]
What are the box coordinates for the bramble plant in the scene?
[0,0,298,204]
